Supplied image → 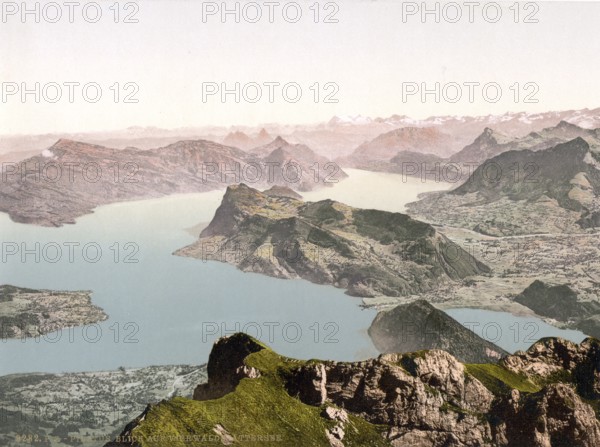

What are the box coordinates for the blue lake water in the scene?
[0,170,588,374]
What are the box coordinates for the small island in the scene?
[0,284,107,339]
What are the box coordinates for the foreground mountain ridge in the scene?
[107,333,600,447]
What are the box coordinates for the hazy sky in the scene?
[1,1,599,134]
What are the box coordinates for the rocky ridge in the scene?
[107,333,600,447]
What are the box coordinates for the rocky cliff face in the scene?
[175,184,489,298]
[108,334,600,447]
[368,300,507,363]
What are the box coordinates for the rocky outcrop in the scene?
[501,337,600,399]
[193,333,264,401]
[368,300,507,363]
[262,185,303,199]
[109,334,600,447]
[492,383,600,447]
[175,184,489,298]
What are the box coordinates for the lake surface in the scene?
[0,170,588,374]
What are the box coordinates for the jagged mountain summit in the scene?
[222,128,273,150]
[368,300,507,363]
[449,121,600,164]
[175,184,489,298]
[249,136,348,186]
[0,138,344,227]
[107,333,600,447]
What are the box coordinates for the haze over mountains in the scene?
[449,120,600,164]
[222,128,273,150]
[0,138,344,226]
[338,120,600,180]
[3,107,600,160]
[337,127,457,169]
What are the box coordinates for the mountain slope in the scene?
[449,121,600,164]
[0,138,344,227]
[107,333,600,447]
[452,138,600,210]
[250,137,347,190]
[407,138,600,235]
[368,300,507,363]
[175,184,489,298]
[340,121,600,179]
[339,127,455,168]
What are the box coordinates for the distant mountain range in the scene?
[175,184,488,297]
[0,137,344,227]
[222,128,273,150]
[337,127,457,168]
[3,107,600,159]
[449,121,600,164]
[339,121,600,179]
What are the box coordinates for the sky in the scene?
[1,0,599,134]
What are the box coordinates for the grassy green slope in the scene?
[121,347,390,447]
